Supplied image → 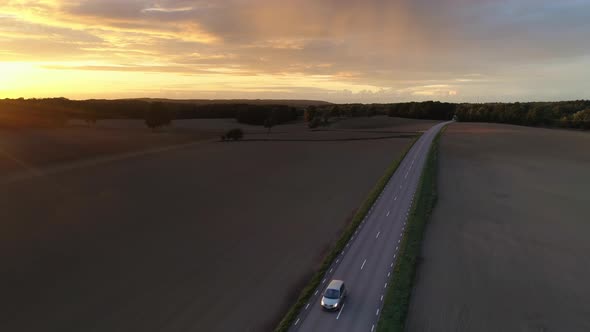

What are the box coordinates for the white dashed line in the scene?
[376,231,380,239]
[295,318,300,325]
[336,303,345,320]
[361,259,367,270]
[396,246,399,251]
[398,239,401,243]
[305,303,310,310]
[386,211,390,216]
[322,278,326,284]
[376,308,380,316]
[393,254,396,258]
[381,295,384,301]
[384,283,388,289]
[394,196,397,201]
[314,290,318,296]
[388,272,390,277]
[330,268,333,273]
[371,324,375,332]
[391,262,394,267]
[336,259,340,264]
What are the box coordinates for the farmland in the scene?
[405,123,590,331]
[0,117,437,332]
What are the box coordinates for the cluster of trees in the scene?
[455,101,590,129]
[145,102,173,130]
[386,101,456,120]
[235,105,298,126]
[221,128,244,141]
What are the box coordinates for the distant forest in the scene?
[0,98,588,130]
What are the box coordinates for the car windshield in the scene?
[324,288,340,299]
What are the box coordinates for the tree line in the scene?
[1,98,588,130]
[454,101,590,129]
[0,98,299,129]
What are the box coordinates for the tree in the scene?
[145,102,172,131]
[304,106,318,122]
[572,109,590,129]
[264,113,277,135]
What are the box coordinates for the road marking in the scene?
[305,303,310,310]
[322,278,326,284]
[314,290,318,296]
[393,254,396,258]
[381,294,384,301]
[330,268,333,273]
[384,282,388,288]
[336,303,345,320]
[346,243,350,247]
[386,211,390,216]
[391,262,394,267]
[396,246,399,251]
[336,259,340,264]
[361,259,367,270]
[388,272,390,277]
[376,308,380,316]
[351,236,355,240]
[371,324,375,332]
[295,318,300,325]
[394,196,397,201]
[398,239,401,243]
[376,231,380,239]
[405,172,408,179]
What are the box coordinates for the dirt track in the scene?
[406,123,590,332]
[1,117,435,332]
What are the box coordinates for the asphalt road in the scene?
[291,121,450,332]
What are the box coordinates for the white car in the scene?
[320,280,347,311]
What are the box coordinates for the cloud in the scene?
[0,0,589,101]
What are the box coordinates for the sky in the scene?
[1,0,589,103]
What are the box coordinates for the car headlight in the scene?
[333,302,338,307]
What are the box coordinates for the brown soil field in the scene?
[0,117,434,176]
[1,117,436,332]
[406,123,590,332]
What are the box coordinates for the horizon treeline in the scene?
[0,98,588,130]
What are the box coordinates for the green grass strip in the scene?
[377,126,447,332]
[275,135,421,332]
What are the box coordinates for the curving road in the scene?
[290,121,450,332]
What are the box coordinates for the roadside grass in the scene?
[376,127,446,332]
[275,135,420,332]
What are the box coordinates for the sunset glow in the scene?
[1,0,589,102]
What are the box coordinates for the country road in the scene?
[291,121,450,332]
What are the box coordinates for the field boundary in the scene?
[376,126,447,332]
[275,136,421,332]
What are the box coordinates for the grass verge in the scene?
[376,126,446,332]
[275,135,421,332]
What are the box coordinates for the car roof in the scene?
[327,279,344,289]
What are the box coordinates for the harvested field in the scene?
[0,117,435,176]
[0,117,432,332]
[406,123,590,332]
